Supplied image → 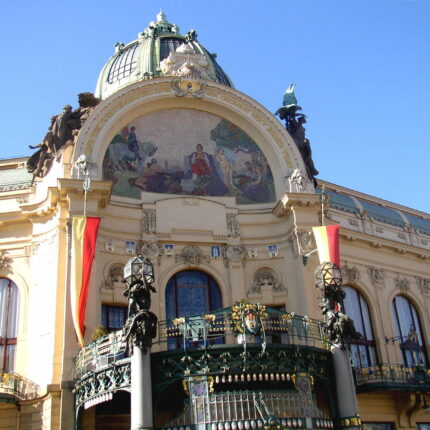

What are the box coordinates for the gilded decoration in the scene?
[230,302,268,335]
[102,109,275,203]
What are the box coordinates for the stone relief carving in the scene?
[395,277,410,293]
[223,245,247,267]
[0,250,12,271]
[103,263,125,290]
[160,42,211,80]
[175,245,209,266]
[74,154,96,181]
[142,209,156,234]
[367,267,385,289]
[341,263,361,284]
[348,218,359,227]
[288,168,309,193]
[137,240,163,266]
[416,277,430,296]
[227,214,240,237]
[295,230,316,255]
[249,268,284,294]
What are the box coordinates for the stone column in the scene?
[332,346,361,429]
[131,345,153,430]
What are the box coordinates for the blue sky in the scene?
[1,1,429,212]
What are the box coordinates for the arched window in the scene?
[392,295,427,366]
[0,278,20,372]
[343,286,377,368]
[165,270,222,322]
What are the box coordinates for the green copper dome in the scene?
[95,12,234,99]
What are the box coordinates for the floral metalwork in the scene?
[73,361,131,411]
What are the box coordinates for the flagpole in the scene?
[82,164,91,217]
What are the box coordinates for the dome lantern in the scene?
[95,12,233,100]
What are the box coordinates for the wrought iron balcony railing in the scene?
[161,390,334,430]
[353,364,430,391]
[74,307,328,380]
[155,307,326,352]
[0,371,40,400]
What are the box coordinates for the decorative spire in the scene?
[142,11,177,38]
[157,9,167,23]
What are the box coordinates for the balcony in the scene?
[0,371,40,402]
[73,307,334,419]
[353,364,430,393]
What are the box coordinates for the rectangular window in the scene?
[417,424,430,430]
[363,423,393,430]
[101,305,127,331]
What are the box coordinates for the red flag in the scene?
[71,216,100,348]
[312,225,340,266]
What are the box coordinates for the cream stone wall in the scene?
[1,78,430,430]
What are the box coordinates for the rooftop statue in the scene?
[27,93,100,182]
[275,84,319,186]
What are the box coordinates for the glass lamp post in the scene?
[315,261,343,291]
[124,255,154,286]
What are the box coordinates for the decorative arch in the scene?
[391,294,427,366]
[165,269,223,323]
[342,285,377,368]
[249,267,284,295]
[72,78,312,203]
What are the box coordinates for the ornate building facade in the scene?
[1,12,430,430]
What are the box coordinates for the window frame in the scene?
[101,304,128,332]
[392,295,427,366]
[0,278,20,372]
[342,286,377,368]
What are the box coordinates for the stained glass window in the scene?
[166,271,222,321]
[166,271,222,349]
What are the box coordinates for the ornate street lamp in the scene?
[122,254,157,429]
[315,261,343,292]
[124,255,154,286]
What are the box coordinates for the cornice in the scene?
[339,228,430,261]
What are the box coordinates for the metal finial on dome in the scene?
[157,10,167,22]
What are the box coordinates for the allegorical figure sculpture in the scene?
[122,270,158,355]
[275,84,319,187]
[27,92,100,183]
